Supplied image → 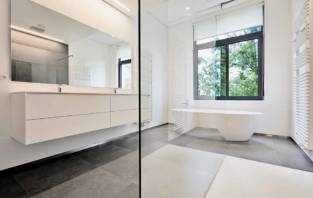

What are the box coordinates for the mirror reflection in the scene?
[11,0,132,89]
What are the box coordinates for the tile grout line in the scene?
[203,156,226,197]
[9,172,32,198]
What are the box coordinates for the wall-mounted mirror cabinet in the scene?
[10,0,132,89]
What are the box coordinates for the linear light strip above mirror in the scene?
[102,0,132,16]
[11,25,66,44]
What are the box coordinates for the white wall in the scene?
[141,12,169,128]
[69,38,116,88]
[168,0,293,136]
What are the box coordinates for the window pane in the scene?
[196,26,262,45]
[229,39,259,96]
[197,47,226,97]
[121,63,132,89]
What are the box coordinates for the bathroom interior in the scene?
[0,0,313,197]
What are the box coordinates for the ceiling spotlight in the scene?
[185,6,191,11]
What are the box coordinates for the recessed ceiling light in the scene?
[185,6,191,11]
[187,13,192,17]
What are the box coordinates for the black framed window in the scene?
[118,58,132,89]
[194,26,264,100]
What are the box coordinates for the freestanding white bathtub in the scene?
[172,108,263,141]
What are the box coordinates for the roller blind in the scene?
[194,4,264,41]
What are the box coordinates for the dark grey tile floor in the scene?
[170,127,313,172]
[0,124,312,198]
[0,140,139,198]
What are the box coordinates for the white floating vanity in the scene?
[11,92,151,145]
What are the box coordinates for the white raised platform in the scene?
[206,156,313,198]
[172,108,263,141]
[142,145,225,198]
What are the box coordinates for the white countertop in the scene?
[10,92,138,95]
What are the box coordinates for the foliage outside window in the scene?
[194,26,264,100]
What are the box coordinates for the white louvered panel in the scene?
[295,72,311,148]
[296,46,310,68]
[293,0,313,150]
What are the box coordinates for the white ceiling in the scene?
[12,0,241,41]
[11,0,124,45]
[118,0,237,25]
[168,0,229,24]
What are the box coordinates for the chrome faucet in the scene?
[182,100,189,107]
[58,84,64,93]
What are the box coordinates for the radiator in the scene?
[293,0,313,151]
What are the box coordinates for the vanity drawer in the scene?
[23,113,110,145]
[110,95,151,111]
[110,110,138,127]
[25,94,110,120]
[110,109,151,127]
[141,96,151,110]
[142,110,152,122]
[111,95,138,111]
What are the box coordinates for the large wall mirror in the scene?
[10,0,132,89]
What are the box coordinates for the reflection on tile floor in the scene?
[0,124,312,198]
[142,145,225,198]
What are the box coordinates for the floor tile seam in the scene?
[143,154,223,177]
[172,143,296,172]
[115,181,139,196]
[145,146,226,173]
[221,151,283,167]
[32,167,129,197]
[111,142,139,151]
[13,156,93,180]
[203,156,227,197]
[275,152,313,173]
[11,173,35,197]
[101,150,139,169]
[224,142,279,156]
[78,144,134,164]
[13,156,105,196]
[111,144,135,153]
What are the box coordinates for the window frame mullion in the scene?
[194,30,264,101]
[226,45,230,97]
